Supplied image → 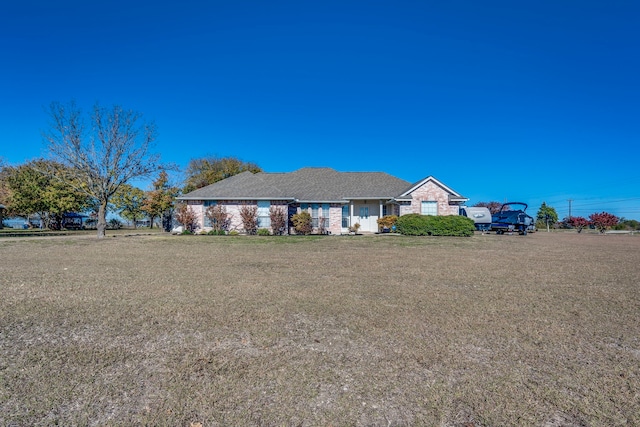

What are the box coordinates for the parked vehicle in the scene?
[459,206,492,231]
[490,202,535,235]
[62,213,87,230]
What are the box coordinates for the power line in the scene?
[569,197,640,208]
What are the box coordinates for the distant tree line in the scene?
[0,100,261,237]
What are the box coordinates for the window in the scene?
[382,205,388,217]
[421,201,438,216]
[342,205,349,228]
[359,206,369,218]
[204,201,217,227]
[257,201,271,228]
[322,204,330,229]
[311,203,319,228]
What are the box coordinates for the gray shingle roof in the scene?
[180,167,413,202]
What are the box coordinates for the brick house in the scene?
[177,167,468,234]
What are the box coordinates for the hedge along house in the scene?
[177,167,468,234]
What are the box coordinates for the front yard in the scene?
[1,233,638,426]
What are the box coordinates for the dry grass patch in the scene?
[1,233,638,426]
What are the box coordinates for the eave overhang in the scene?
[177,196,296,201]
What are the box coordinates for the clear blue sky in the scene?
[1,1,639,219]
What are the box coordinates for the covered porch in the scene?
[341,199,397,234]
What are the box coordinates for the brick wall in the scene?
[407,181,459,216]
[226,201,255,233]
[186,200,205,232]
[197,200,290,234]
[291,203,340,235]
[328,204,342,235]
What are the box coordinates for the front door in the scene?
[353,203,379,232]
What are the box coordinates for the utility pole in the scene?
[568,199,573,219]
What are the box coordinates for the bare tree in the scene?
[43,101,164,238]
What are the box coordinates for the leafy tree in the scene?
[239,205,258,235]
[43,101,165,238]
[2,159,90,229]
[291,211,313,235]
[112,184,147,228]
[269,205,287,235]
[142,171,179,229]
[3,161,49,219]
[589,212,618,233]
[618,219,640,230]
[184,156,261,193]
[174,202,199,233]
[536,202,558,232]
[474,201,502,214]
[567,216,589,233]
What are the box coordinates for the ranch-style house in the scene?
[178,167,468,234]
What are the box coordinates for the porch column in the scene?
[350,202,354,225]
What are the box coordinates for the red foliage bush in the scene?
[269,206,287,235]
[175,203,199,233]
[568,216,590,233]
[239,205,258,235]
[589,212,618,233]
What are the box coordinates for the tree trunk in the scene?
[97,201,108,238]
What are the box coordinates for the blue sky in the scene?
[1,1,639,219]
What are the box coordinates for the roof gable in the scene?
[399,176,466,199]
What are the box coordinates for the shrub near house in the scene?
[292,211,313,235]
[396,214,475,237]
[377,215,398,232]
[395,214,430,236]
